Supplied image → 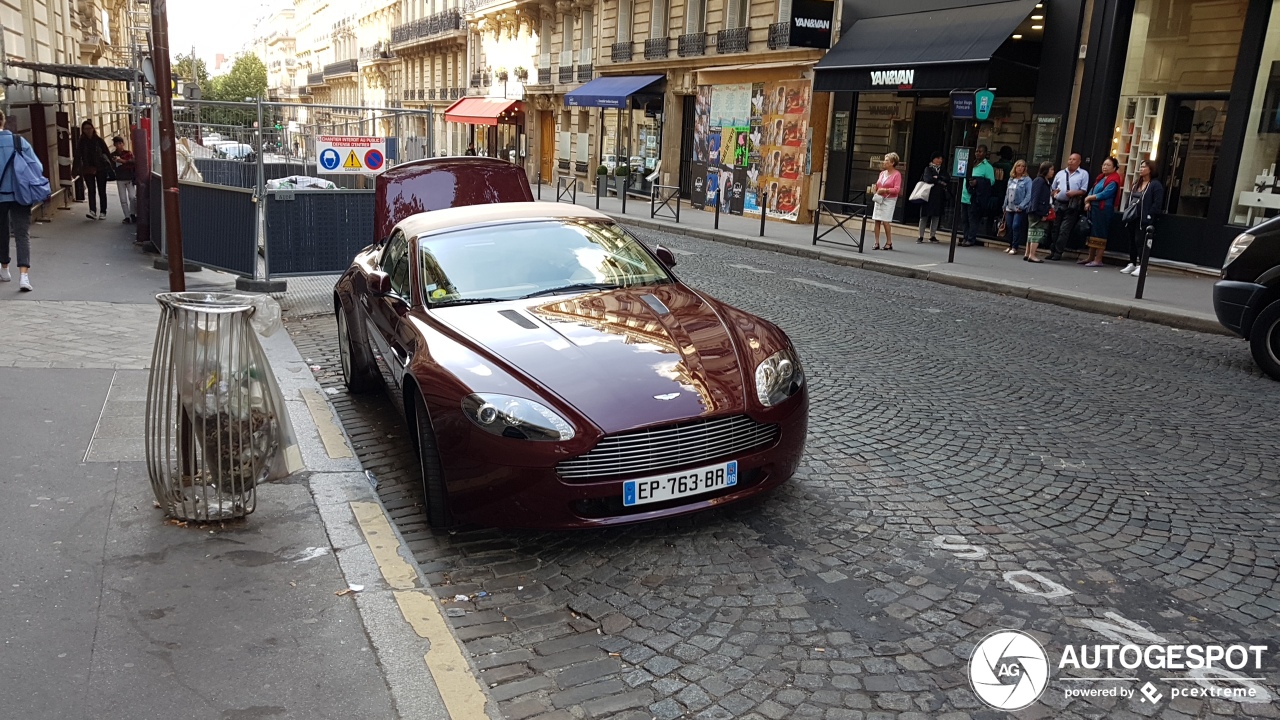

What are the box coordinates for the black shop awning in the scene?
[813,0,1039,93]
[7,61,139,83]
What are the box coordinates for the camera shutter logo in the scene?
[969,630,1050,711]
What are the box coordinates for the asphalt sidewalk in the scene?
[539,182,1225,335]
[0,206,480,718]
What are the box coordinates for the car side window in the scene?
[387,233,412,300]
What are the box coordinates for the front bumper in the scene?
[444,392,809,529]
[1213,280,1267,337]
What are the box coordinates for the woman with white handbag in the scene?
[913,152,948,243]
[871,153,902,250]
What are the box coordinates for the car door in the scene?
[365,231,412,407]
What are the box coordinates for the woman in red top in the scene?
[871,152,902,250]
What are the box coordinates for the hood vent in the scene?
[640,293,670,316]
[498,309,539,329]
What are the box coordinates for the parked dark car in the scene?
[1214,217,1280,380]
[334,163,807,529]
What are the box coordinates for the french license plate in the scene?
[622,460,738,507]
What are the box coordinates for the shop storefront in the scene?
[442,97,525,161]
[1074,0,1278,267]
[565,75,666,197]
[684,63,828,223]
[814,0,1085,231]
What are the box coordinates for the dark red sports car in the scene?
[334,161,807,529]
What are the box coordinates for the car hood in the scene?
[434,284,748,434]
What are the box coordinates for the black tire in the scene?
[413,391,452,528]
[336,300,376,393]
[1249,299,1280,381]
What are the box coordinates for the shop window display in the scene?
[1232,1,1280,226]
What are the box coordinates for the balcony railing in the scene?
[611,41,633,63]
[323,58,359,77]
[558,65,573,83]
[536,67,551,85]
[463,0,504,13]
[470,73,482,88]
[577,64,593,82]
[307,71,326,86]
[767,22,790,49]
[359,42,395,61]
[644,37,669,59]
[716,26,749,54]
[678,32,705,57]
[391,9,463,46]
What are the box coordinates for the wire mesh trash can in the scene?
[145,293,299,521]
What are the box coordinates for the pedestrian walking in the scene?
[870,152,901,251]
[1024,161,1054,263]
[960,145,994,246]
[1002,159,1032,255]
[465,142,477,156]
[1047,153,1090,260]
[75,120,111,220]
[0,114,44,292]
[916,152,948,243]
[1121,159,1165,275]
[110,136,137,224]
[1081,157,1123,267]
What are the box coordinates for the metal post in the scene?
[759,193,768,237]
[621,176,627,214]
[256,95,268,282]
[948,179,961,263]
[1135,222,1155,300]
[150,0,186,293]
[537,170,542,200]
[714,189,720,229]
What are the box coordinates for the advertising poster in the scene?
[694,80,811,222]
[690,161,707,210]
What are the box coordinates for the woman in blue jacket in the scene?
[1082,157,1122,267]
[1002,159,1032,254]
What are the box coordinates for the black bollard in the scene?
[1135,222,1155,300]
[759,193,768,237]
[714,190,721,230]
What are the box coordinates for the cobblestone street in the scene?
[288,226,1280,720]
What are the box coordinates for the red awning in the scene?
[443,97,525,126]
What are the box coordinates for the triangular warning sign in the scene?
[343,150,363,170]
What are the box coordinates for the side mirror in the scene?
[654,245,677,268]
[368,270,392,296]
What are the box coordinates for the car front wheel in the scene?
[413,391,452,528]
[1249,299,1280,381]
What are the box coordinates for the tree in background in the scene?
[171,52,268,134]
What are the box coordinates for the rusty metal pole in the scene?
[151,0,186,292]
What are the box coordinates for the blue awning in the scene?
[564,75,665,108]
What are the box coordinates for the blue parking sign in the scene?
[319,148,340,171]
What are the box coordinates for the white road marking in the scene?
[728,263,775,274]
[669,248,695,255]
[788,277,855,293]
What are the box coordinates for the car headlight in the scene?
[1224,233,1254,268]
[461,393,575,441]
[755,348,805,407]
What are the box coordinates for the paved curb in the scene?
[610,214,1230,336]
[259,325,499,720]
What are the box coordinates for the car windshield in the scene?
[419,219,672,306]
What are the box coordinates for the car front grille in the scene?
[556,415,779,482]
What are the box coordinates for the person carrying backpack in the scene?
[0,114,46,292]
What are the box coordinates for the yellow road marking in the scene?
[350,501,418,590]
[396,590,491,719]
[301,387,354,459]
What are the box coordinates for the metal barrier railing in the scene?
[651,184,680,222]
[812,199,870,253]
[556,175,577,204]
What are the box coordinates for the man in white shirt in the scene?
[1047,153,1090,261]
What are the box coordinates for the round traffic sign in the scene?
[319,148,341,171]
[364,148,384,171]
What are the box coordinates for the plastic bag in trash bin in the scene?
[163,293,301,488]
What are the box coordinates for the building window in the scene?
[1110,0,1247,217]
[651,0,668,38]
[686,0,705,33]
[618,0,632,42]
[1232,2,1280,226]
[725,0,748,29]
